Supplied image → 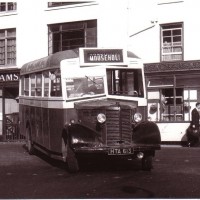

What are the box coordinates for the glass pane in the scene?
[163,30,171,37]
[24,75,29,96]
[8,2,17,11]
[20,77,24,95]
[107,69,144,97]
[43,71,49,97]
[172,29,181,36]
[173,36,181,44]
[7,29,16,37]
[0,3,6,12]
[36,74,42,96]
[50,70,62,97]
[0,30,5,38]
[0,39,5,65]
[163,37,171,45]
[30,74,36,96]
[66,76,104,99]
[7,39,16,65]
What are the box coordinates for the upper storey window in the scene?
[0,28,16,66]
[0,2,17,12]
[161,23,183,61]
[48,20,97,54]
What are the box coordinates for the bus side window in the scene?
[24,75,29,96]
[44,71,49,97]
[36,73,42,96]
[21,76,24,96]
[30,74,36,96]
[50,70,62,97]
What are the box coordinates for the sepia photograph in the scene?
[0,0,200,198]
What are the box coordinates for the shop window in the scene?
[48,20,97,54]
[161,23,183,61]
[50,70,62,97]
[0,28,16,65]
[161,88,183,121]
[0,2,17,12]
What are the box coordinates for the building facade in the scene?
[0,0,131,140]
[129,0,200,143]
[1,0,198,143]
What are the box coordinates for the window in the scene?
[44,71,50,97]
[0,28,16,65]
[147,74,200,122]
[0,2,17,12]
[30,74,36,96]
[48,20,97,54]
[107,69,144,97]
[50,70,62,97]
[20,76,24,96]
[24,75,29,96]
[161,88,183,121]
[36,73,42,96]
[161,23,183,61]
[66,76,104,99]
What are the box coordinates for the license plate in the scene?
[108,148,134,155]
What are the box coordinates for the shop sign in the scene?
[83,49,124,63]
[0,73,19,82]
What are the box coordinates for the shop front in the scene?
[0,69,21,141]
[144,60,200,144]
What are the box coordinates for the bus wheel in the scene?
[26,126,35,155]
[142,155,153,171]
[61,138,79,173]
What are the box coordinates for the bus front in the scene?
[61,48,161,172]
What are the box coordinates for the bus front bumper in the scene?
[72,144,161,156]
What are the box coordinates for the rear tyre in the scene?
[142,155,153,171]
[62,138,79,173]
[26,126,35,155]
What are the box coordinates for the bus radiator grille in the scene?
[106,109,132,146]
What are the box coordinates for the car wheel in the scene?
[61,137,79,173]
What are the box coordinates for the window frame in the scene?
[0,28,16,66]
[0,2,17,12]
[48,20,97,55]
[160,22,184,62]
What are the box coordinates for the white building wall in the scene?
[16,0,130,67]
[1,0,200,67]
[128,0,200,63]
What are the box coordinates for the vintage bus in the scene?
[19,48,161,172]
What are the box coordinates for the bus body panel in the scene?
[19,48,161,172]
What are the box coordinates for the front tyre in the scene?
[142,155,153,171]
[61,138,79,173]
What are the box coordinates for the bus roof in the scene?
[20,48,140,75]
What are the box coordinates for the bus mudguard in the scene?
[64,123,103,147]
[132,121,161,146]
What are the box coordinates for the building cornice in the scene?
[144,60,200,73]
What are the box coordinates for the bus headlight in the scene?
[97,113,106,123]
[133,113,142,123]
